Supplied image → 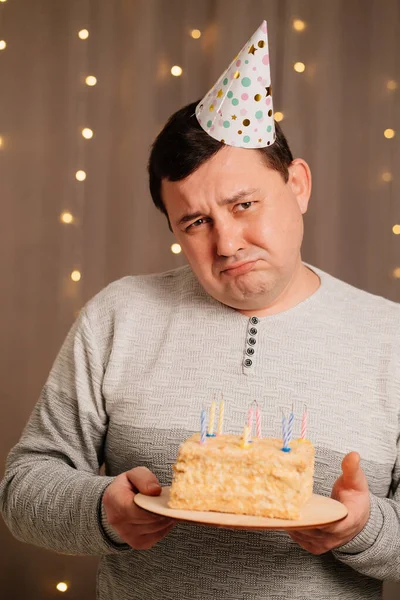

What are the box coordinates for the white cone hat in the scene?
[196,20,275,149]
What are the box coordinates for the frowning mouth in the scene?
[222,260,258,275]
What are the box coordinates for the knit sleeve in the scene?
[332,365,400,581]
[0,309,130,556]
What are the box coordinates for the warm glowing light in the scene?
[56,582,68,592]
[393,267,400,279]
[0,1,8,3]
[171,243,182,254]
[75,170,86,181]
[71,271,81,282]
[384,128,395,139]
[85,76,97,86]
[78,29,89,40]
[82,128,93,139]
[387,80,398,91]
[392,224,400,235]
[293,19,306,31]
[171,65,183,77]
[191,29,201,39]
[60,212,74,224]
[274,111,284,122]
[294,62,306,73]
[0,41,6,50]
[382,172,393,183]
[0,136,3,148]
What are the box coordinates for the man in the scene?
[1,21,399,600]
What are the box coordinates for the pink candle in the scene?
[301,406,308,440]
[256,403,262,438]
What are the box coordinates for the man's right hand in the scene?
[102,466,175,550]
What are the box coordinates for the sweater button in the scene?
[244,358,253,367]
[249,327,257,335]
[248,337,256,345]
[250,317,259,325]
[246,347,255,356]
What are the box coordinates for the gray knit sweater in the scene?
[1,263,399,599]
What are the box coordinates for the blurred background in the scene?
[0,0,399,598]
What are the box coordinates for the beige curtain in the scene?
[1,1,399,597]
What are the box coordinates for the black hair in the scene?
[148,100,293,231]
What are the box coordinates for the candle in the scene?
[207,399,216,436]
[301,405,308,440]
[287,403,294,445]
[255,402,262,438]
[200,409,206,444]
[281,410,290,452]
[217,395,224,436]
[241,424,250,448]
[247,405,253,435]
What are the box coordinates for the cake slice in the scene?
[168,433,315,519]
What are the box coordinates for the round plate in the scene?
[134,486,348,530]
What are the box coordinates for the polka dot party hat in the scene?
[196,20,275,149]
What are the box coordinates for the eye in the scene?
[186,217,208,231]
[236,201,254,211]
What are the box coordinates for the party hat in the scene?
[196,20,275,149]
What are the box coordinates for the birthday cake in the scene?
[168,433,315,519]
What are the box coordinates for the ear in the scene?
[287,158,312,215]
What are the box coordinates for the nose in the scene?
[213,218,245,258]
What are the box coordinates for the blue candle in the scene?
[200,409,206,444]
[281,410,291,452]
[287,404,294,445]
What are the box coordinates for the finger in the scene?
[288,528,331,541]
[126,466,162,496]
[127,522,176,550]
[128,518,175,537]
[288,532,329,555]
[341,452,368,492]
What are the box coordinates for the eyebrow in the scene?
[176,188,259,227]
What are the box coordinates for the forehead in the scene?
[162,146,277,207]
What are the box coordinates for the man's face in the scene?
[162,146,311,311]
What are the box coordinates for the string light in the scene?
[294,62,306,73]
[393,268,400,279]
[56,582,68,592]
[82,128,93,139]
[171,243,182,254]
[384,128,395,139]
[274,111,284,122]
[0,40,6,51]
[293,19,306,32]
[0,1,7,3]
[0,136,3,148]
[392,225,400,235]
[75,170,86,181]
[191,29,201,39]
[85,75,97,86]
[71,270,82,282]
[387,80,398,91]
[78,29,89,40]
[382,171,393,183]
[171,65,183,77]
[60,212,74,224]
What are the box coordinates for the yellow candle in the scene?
[241,425,250,448]
[208,400,216,435]
[217,398,225,435]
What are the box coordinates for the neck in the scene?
[238,262,321,318]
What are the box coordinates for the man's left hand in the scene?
[288,451,370,555]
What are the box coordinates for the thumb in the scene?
[340,452,369,492]
[126,466,162,496]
